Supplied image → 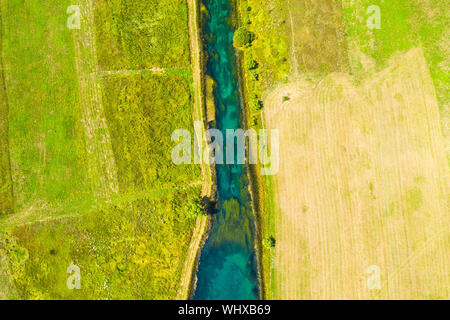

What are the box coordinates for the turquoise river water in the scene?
[193,0,259,300]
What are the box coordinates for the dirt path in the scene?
[176,0,213,300]
[90,67,167,79]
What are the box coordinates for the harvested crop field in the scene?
[264,48,449,299]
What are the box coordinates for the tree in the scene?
[184,196,205,220]
[233,27,255,49]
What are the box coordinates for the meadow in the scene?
[0,6,16,298]
[0,0,203,299]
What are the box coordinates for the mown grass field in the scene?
[0,0,202,299]
[287,0,349,74]
[237,0,449,299]
[265,48,449,299]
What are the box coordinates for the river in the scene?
[193,0,259,300]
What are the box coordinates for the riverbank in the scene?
[176,0,216,300]
[233,0,280,300]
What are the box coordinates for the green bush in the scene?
[250,70,259,81]
[245,56,258,70]
[250,115,258,126]
[250,98,262,111]
[263,236,276,249]
[233,27,255,49]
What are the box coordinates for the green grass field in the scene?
[1,0,95,220]
[2,186,200,299]
[342,0,448,102]
[0,0,202,299]
[102,72,200,195]
[236,0,290,96]
[1,0,447,300]
[94,0,190,71]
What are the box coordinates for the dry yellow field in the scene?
[264,48,449,299]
